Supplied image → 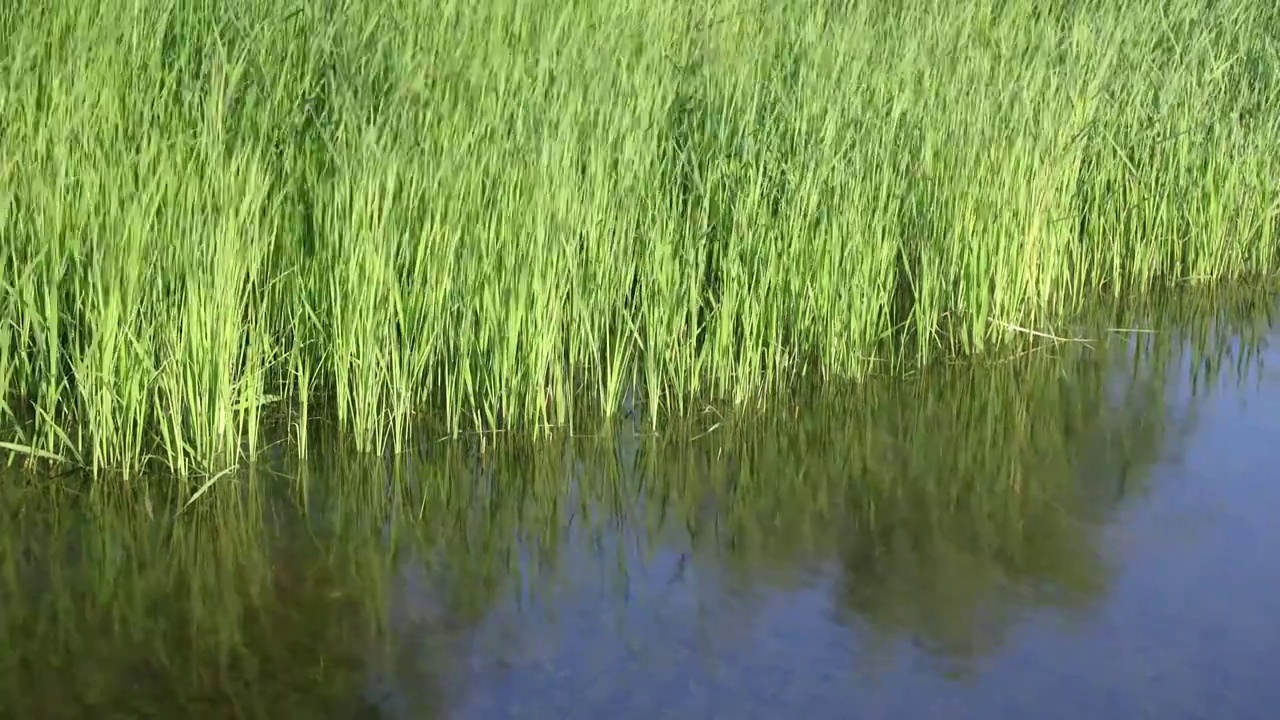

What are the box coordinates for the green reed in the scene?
[2,0,1278,475]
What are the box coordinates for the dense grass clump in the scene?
[1,0,1278,474]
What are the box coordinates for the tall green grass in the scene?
[2,0,1278,474]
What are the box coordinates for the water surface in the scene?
[3,295,1278,719]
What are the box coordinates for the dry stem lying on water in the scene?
[1,0,1278,475]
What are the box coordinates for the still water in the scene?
[3,295,1278,719]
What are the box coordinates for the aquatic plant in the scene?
[2,0,1278,474]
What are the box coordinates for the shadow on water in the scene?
[1,290,1276,719]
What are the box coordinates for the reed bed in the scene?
[1,0,1278,475]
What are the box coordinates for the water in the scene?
[3,295,1278,719]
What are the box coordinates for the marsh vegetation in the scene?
[2,0,1278,475]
